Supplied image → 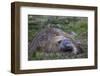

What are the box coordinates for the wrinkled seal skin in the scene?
[28,27,83,59]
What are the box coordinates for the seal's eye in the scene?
[58,40,62,44]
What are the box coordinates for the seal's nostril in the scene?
[66,46,72,50]
[61,46,73,52]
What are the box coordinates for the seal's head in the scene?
[53,36,75,53]
[59,39,73,52]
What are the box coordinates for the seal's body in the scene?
[28,27,83,59]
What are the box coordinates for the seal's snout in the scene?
[59,39,73,52]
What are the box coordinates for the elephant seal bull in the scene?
[28,26,83,59]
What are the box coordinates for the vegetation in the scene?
[28,15,88,60]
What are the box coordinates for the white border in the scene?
[20,7,95,70]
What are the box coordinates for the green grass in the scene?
[28,15,88,60]
[30,51,87,60]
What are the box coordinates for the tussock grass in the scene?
[28,15,88,60]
